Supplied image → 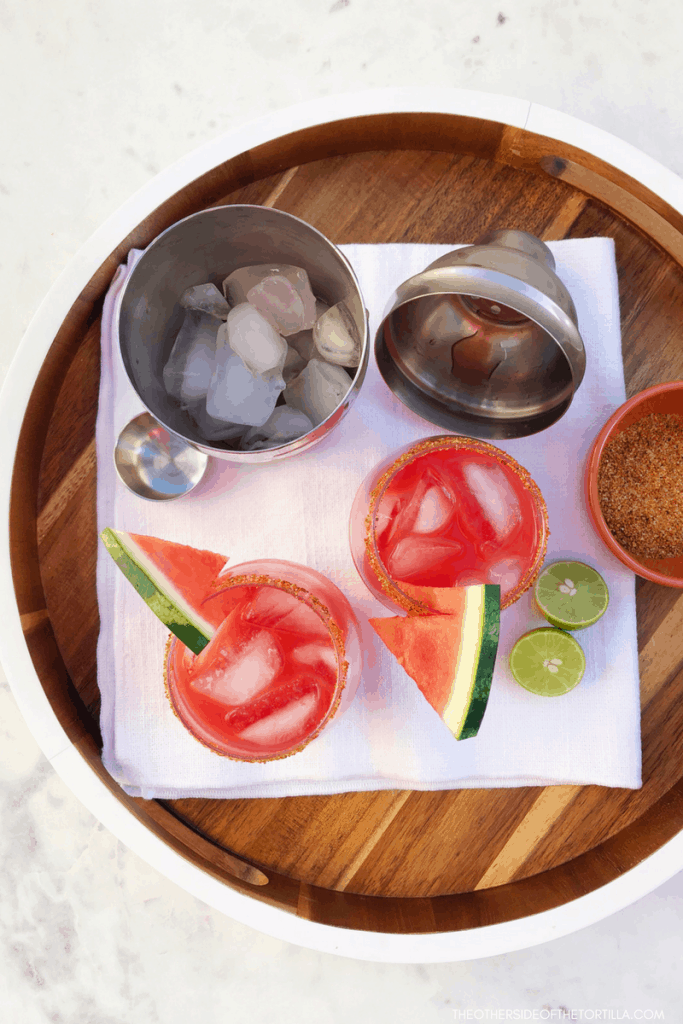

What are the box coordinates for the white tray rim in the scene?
[1,85,682,964]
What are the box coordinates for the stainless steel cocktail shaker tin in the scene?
[375,229,586,439]
[117,205,369,464]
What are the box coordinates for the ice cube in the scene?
[291,641,338,675]
[224,304,288,375]
[189,623,283,707]
[180,283,230,320]
[382,470,453,549]
[413,483,453,534]
[180,344,216,406]
[313,301,361,367]
[163,310,219,405]
[247,274,316,337]
[487,558,523,594]
[243,586,328,639]
[462,462,521,540]
[283,344,306,383]
[223,265,317,331]
[385,536,465,582]
[266,406,313,441]
[287,328,316,363]
[243,587,296,626]
[283,358,352,426]
[242,406,313,451]
[186,399,246,443]
[237,689,319,745]
[206,344,285,428]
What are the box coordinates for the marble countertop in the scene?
[2,0,683,1018]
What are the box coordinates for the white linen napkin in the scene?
[96,238,641,798]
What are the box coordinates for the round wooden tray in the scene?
[8,97,683,949]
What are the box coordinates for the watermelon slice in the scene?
[396,581,473,616]
[100,528,228,655]
[370,584,500,740]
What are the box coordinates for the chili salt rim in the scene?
[163,573,349,762]
[363,435,549,613]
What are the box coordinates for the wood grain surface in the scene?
[11,113,683,931]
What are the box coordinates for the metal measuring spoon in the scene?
[114,412,208,501]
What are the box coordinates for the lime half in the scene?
[509,628,586,696]
[535,560,609,631]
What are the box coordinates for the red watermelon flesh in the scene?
[370,614,462,715]
[397,581,469,616]
[128,533,228,627]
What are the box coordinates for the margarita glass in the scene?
[350,435,549,612]
[165,559,362,761]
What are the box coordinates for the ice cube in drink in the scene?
[349,436,548,611]
[165,560,362,760]
[188,607,283,707]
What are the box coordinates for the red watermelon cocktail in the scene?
[165,559,362,761]
[350,436,548,613]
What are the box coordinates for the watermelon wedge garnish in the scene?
[396,581,474,616]
[369,584,500,740]
[100,528,228,655]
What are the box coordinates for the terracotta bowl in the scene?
[585,381,683,587]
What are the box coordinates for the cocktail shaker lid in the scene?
[375,230,586,440]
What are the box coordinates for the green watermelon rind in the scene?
[456,584,501,740]
[100,528,214,656]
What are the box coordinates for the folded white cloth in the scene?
[96,238,641,798]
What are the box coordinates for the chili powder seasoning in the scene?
[597,412,683,560]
